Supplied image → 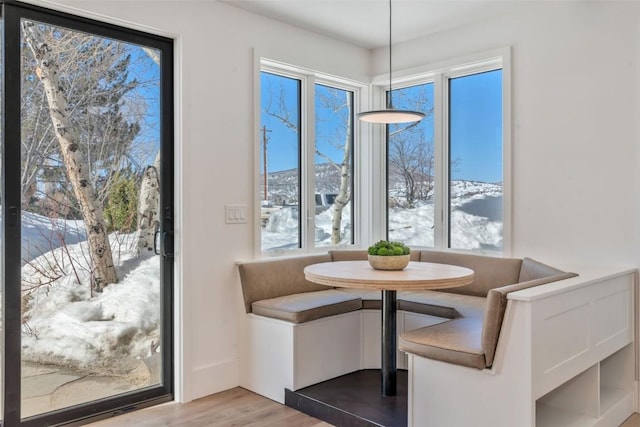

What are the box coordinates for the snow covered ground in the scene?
[21,219,159,376]
[263,180,503,251]
[21,211,87,264]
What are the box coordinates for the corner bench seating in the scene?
[237,250,578,403]
[239,250,576,370]
[238,253,637,426]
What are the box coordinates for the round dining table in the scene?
[304,260,474,396]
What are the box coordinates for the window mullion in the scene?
[371,84,387,244]
[501,50,513,256]
[433,73,447,250]
[302,75,315,250]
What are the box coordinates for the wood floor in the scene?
[88,388,639,427]
[88,387,332,426]
[622,413,640,427]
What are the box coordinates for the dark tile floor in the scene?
[285,370,407,427]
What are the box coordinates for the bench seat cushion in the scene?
[398,291,487,319]
[399,318,486,369]
[251,289,362,323]
[335,288,382,309]
[398,291,486,319]
[335,289,484,314]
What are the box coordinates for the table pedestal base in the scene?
[381,289,397,396]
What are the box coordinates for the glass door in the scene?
[2,2,174,425]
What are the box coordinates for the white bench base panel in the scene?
[239,308,443,403]
[407,268,636,427]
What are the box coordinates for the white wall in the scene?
[25,0,370,402]
[21,0,640,404]
[374,1,640,267]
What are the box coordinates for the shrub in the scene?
[105,176,138,232]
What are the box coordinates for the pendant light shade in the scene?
[358,108,425,124]
[358,0,425,125]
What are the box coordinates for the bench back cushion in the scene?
[482,269,578,366]
[329,249,420,262]
[419,251,522,297]
[238,254,332,313]
[329,249,368,261]
[519,257,566,282]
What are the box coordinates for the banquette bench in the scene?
[238,252,636,426]
[237,250,575,398]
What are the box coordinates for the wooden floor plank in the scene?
[88,387,332,427]
[86,386,640,427]
[621,413,640,427]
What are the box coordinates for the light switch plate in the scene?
[225,205,247,224]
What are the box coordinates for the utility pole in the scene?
[261,126,272,201]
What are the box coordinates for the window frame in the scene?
[256,58,363,256]
[376,49,512,255]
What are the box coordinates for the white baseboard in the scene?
[188,359,239,402]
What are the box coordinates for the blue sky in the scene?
[260,69,502,183]
[260,72,300,172]
[127,45,162,168]
[449,69,502,183]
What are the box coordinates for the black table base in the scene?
[381,289,397,396]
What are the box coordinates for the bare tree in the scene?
[388,86,434,207]
[135,48,162,256]
[21,28,141,215]
[388,131,433,208]
[315,88,352,244]
[23,21,118,292]
[136,152,160,255]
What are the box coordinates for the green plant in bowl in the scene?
[367,241,411,270]
[367,240,410,256]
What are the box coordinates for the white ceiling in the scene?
[220,0,520,50]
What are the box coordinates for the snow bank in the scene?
[21,211,86,264]
[21,233,160,375]
[262,180,503,251]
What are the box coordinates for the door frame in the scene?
[1,2,175,425]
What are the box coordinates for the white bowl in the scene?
[367,254,410,271]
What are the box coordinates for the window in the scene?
[314,84,354,248]
[259,71,301,251]
[386,56,508,253]
[259,62,356,253]
[448,70,503,251]
[387,83,435,247]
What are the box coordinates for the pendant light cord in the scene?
[388,0,393,109]
[357,0,424,123]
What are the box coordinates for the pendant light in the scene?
[357,0,425,124]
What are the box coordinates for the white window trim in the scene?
[370,47,512,255]
[255,56,367,256]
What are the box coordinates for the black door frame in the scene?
[1,2,174,425]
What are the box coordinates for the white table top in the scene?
[304,260,474,291]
